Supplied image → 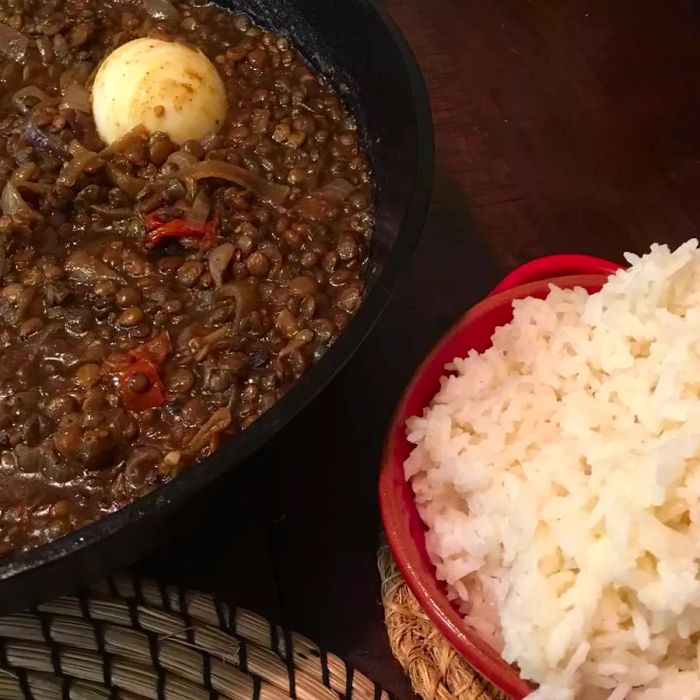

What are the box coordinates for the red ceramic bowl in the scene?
[488,254,622,297]
[379,255,622,698]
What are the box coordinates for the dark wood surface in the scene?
[141,2,700,697]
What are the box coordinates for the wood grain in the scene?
[144,3,700,699]
[390,0,700,266]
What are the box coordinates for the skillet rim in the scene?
[0,0,435,595]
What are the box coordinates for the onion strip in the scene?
[91,204,133,220]
[187,188,211,227]
[11,164,51,194]
[165,151,200,172]
[184,408,232,455]
[306,178,355,204]
[216,281,261,331]
[21,121,69,157]
[181,160,290,206]
[56,141,102,188]
[99,124,148,157]
[106,162,145,198]
[60,82,91,113]
[1,181,31,216]
[11,86,56,114]
[208,242,234,287]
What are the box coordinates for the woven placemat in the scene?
[0,573,389,700]
[377,546,507,700]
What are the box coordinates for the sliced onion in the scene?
[106,162,145,198]
[91,204,133,220]
[59,63,93,92]
[163,151,201,199]
[187,188,210,227]
[60,82,91,113]
[216,280,262,331]
[99,124,149,157]
[306,178,354,204]
[208,243,234,288]
[0,23,29,63]
[185,408,232,455]
[142,0,180,22]
[12,163,40,184]
[11,86,56,114]
[11,163,51,195]
[64,250,123,284]
[1,180,30,216]
[158,449,182,476]
[199,323,232,347]
[176,322,201,351]
[295,178,355,222]
[164,150,200,172]
[15,181,51,196]
[181,161,290,206]
[56,141,102,188]
[279,329,314,358]
[21,121,69,157]
[0,180,40,225]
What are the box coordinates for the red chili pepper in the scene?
[128,330,171,366]
[143,213,219,250]
[118,358,166,411]
[201,215,218,250]
[144,212,168,229]
[108,332,171,411]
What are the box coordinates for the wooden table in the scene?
[140,2,700,697]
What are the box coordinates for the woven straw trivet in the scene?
[0,573,389,700]
[378,546,508,700]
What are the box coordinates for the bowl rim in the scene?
[489,253,622,296]
[379,256,622,697]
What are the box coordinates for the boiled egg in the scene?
[92,38,228,146]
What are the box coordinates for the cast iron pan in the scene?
[0,0,433,613]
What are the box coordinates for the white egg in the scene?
[92,37,228,146]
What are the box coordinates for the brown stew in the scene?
[0,0,372,555]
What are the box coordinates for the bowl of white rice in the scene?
[380,241,700,699]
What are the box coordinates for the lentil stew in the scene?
[0,0,373,556]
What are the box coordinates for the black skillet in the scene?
[0,0,433,613]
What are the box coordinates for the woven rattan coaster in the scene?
[377,546,507,700]
[0,574,388,700]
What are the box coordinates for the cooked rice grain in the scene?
[406,240,700,700]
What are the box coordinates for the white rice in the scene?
[405,240,700,700]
